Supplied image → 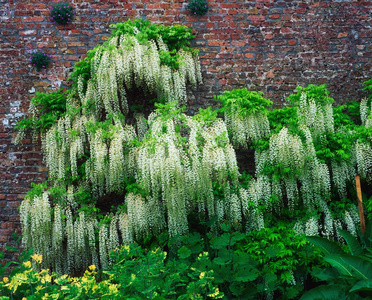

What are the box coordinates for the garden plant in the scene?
[29,49,51,72]
[50,2,74,25]
[3,19,372,299]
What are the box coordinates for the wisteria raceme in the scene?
[331,160,355,199]
[355,140,372,180]
[65,207,75,273]
[297,92,334,135]
[293,221,305,235]
[360,97,369,125]
[52,205,64,275]
[299,125,331,205]
[118,212,133,245]
[270,127,305,173]
[318,199,334,238]
[109,216,120,252]
[107,124,136,193]
[69,116,87,178]
[225,111,270,148]
[19,198,32,250]
[305,217,319,236]
[240,186,265,232]
[135,114,148,141]
[344,211,357,237]
[86,219,99,268]
[99,224,110,270]
[333,219,343,243]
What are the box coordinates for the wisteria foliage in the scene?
[17,21,371,274]
[21,88,368,273]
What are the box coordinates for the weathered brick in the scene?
[19,29,36,35]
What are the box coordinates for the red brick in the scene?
[337,32,348,38]
[19,30,36,35]
[269,14,280,19]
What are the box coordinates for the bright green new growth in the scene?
[215,89,272,148]
[14,90,67,144]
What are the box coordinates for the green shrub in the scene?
[188,0,209,16]
[50,2,74,25]
[29,49,51,71]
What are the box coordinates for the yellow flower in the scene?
[23,261,32,269]
[3,277,9,283]
[42,293,49,300]
[41,274,52,284]
[208,288,223,298]
[88,265,96,271]
[31,254,43,264]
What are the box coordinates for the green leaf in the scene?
[300,284,347,300]
[363,221,372,248]
[230,232,245,245]
[349,279,372,293]
[306,236,344,255]
[324,255,372,280]
[337,229,363,256]
[311,267,339,281]
[234,268,260,282]
[177,246,192,259]
[210,234,230,249]
[4,246,18,252]
[306,236,345,255]
[213,256,230,266]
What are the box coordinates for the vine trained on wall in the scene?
[15,19,372,274]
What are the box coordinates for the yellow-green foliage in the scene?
[0,255,119,299]
[0,247,224,300]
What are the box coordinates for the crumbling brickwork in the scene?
[0,0,371,259]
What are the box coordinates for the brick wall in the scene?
[0,0,371,259]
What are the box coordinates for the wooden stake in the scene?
[355,175,366,235]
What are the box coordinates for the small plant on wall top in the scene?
[29,49,51,72]
[50,1,74,25]
[188,0,209,16]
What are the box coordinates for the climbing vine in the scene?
[15,20,372,275]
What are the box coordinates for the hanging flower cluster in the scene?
[20,190,129,273]
[215,89,272,148]
[253,87,362,239]
[297,92,334,135]
[42,113,137,196]
[77,34,202,119]
[360,97,369,126]
[135,105,241,237]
